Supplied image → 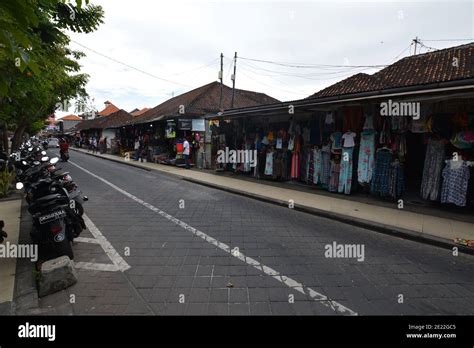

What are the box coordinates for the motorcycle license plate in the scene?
[38,209,66,224]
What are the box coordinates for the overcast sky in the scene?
[58,0,473,117]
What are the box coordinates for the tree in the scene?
[0,0,104,151]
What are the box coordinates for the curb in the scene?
[71,148,474,256]
[70,148,151,171]
[12,199,41,315]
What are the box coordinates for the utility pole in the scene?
[231,52,237,108]
[219,53,223,111]
[412,36,420,55]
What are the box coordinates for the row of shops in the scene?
[71,43,474,211]
[208,98,474,209]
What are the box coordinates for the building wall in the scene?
[102,128,116,149]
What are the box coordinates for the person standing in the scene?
[91,137,98,154]
[183,137,190,169]
[134,138,140,160]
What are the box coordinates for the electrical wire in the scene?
[239,60,372,81]
[70,39,194,88]
[238,68,310,97]
[422,38,474,42]
[165,58,219,77]
[239,56,388,68]
[418,39,438,51]
[390,43,413,63]
[240,62,369,83]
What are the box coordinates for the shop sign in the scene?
[165,120,176,138]
[178,119,192,130]
[192,119,205,132]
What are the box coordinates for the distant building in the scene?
[97,100,120,117]
[131,107,150,117]
[58,114,82,132]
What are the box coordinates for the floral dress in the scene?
[338,147,354,194]
[357,130,376,184]
[313,148,322,184]
[421,138,445,201]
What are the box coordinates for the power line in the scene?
[165,58,219,77]
[417,39,439,52]
[422,38,474,42]
[238,68,310,97]
[390,43,413,62]
[70,39,194,88]
[239,60,372,82]
[239,60,371,80]
[239,56,388,68]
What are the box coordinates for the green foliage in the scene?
[0,166,15,197]
[0,0,104,149]
[0,0,104,94]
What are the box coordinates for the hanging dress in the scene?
[320,144,331,186]
[313,147,322,184]
[371,149,392,197]
[420,138,445,201]
[338,147,354,194]
[329,160,341,192]
[357,130,376,184]
[441,160,470,206]
[264,151,274,176]
[290,135,301,179]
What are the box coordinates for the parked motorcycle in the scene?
[14,141,88,263]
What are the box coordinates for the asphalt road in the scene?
[30,149,474,315]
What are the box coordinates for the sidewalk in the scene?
[71,148,474,254]
[0,195,22,314]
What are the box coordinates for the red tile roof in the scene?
[61,114,82,121]
[308,43,474,99]
[131,108,150,117]
[97,101,120,116]
[132,81,280,124]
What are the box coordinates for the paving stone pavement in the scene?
[16,150,474,315]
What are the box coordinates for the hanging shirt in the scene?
[341,132,356,148]
[330,132,342,152]
[325,112,334,124]
[441,161,470,207]
[276,138,283,149]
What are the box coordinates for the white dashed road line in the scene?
[69,159,358,315]
[74,214,130,272]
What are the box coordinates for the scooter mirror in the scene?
[50,157,59,165]
[41,156,49,162]
[41,151,46,155]
[15,182,24,190]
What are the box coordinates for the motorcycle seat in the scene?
[29,194,69,214]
